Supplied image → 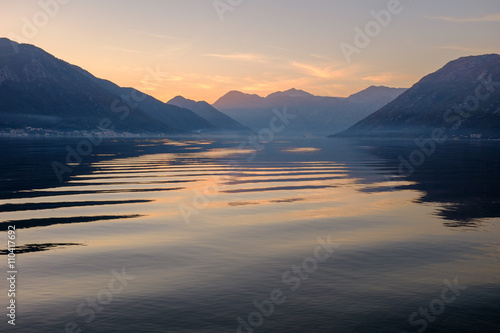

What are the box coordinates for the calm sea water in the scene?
[0,137,499,333]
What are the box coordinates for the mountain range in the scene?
[2,38,499,139]
[0,37,406,137]
[0,38,232,134]
[213,87,407,135]
[334,54,500,139]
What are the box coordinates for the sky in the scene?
[1,0,500,103]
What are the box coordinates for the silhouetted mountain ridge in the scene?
[167,96,249,132]
[0,38,214,134]
[335,54,500,138]
[266,88,315,99]
[213,86,407,135]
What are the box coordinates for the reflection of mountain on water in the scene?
[0,138,235,245]
[0,199,152,212]
[0,214,144,231]
[2,137,499,234]
[0,137,221,195]
[0,243,84,255]
[356,139,500,227]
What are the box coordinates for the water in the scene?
[0,137,499,333]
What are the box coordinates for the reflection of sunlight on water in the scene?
[190,148,255,158]
[282,147,322,153]
[161,139,215,146]
[0,143,424,235]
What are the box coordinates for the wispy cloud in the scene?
[438,45,490,53]
[291,62,332,78]
[362,72,416,86]
[203,53,269,63]
[309,54,334,61]
[290,61,354,80]
[161,76,185,82]
[429,12,500,22]
[139,80,165,88]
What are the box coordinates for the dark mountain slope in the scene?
[334,54,500,138]
[0,38,213,133]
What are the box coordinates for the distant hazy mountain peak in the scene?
[169,95,189,102]
[225,90,261,98]
[351,85,395,93]
[169,95,212,108]
[213,85,407,135]
[266,88,314,98]
[167,95,248,131]
[347,85,408,104]
[212,90,264,110]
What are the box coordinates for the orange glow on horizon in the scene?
[2,1,499,104]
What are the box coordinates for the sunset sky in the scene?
[2,0,500,103]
